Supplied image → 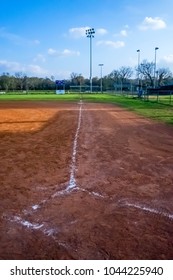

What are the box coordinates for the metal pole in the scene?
[99,64,104,93]
[137,49,140,89]
[154,47,159,88]
[86,28,95,93]
[90,35,92,93]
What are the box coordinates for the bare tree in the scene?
[109,70,120,82]
[118,66,133,82]
[157,68,172,87]
[70,72,84,86]
[15,72,26,90]
[138,60,155,87]
[50,75,55,82]
[138,61,173,88]
[118,66,133,92]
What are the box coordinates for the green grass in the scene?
[0,93,80,101]
[81,93,173,125]
[148,94,173,105]
[0,92,173,125]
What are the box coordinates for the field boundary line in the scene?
[118,199,173,221]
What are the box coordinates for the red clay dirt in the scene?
[0,101,173,260]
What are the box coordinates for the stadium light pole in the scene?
[98,63,104,93]
[137,49,140,90]
[154,47,159,88]
[86,28,95,93]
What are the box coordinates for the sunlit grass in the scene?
[0,92,173,125]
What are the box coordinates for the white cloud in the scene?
[0,60,23,72]
[163,54,173,63]
[113,25,129,37]
[96,28,108,35]
[97,40,125,48]
[139,17,166,30]
[68,26,107,38]
[28,64,47,75]
[33,54,46,63]
[48,48,80,57]
[0,60,47,75]
[120,30,128,37]
[69,26,90,38]
[62,49,80,56]
[48,48,57,55]
[55,70,72,80]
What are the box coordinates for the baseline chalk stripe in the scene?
[11,216,44,230]
[67,101,82,190]
[5,102,84,239]
[8,215,58,237]
[47,101,83,197]
[22,102,83,213]
[121,201,173,221]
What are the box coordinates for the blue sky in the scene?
[0,0,173,79]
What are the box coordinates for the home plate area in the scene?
[0,101,173,259]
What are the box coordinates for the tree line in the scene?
[0,60,173,92]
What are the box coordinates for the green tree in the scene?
[0,72,10,91]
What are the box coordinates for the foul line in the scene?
[120,200,173,221]
[5,101,83,237]
[67,101,82,190]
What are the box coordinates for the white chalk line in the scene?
[51,186,105,199]
[6,215,71,251]
[77,187,105,198]
[18,102,83,216]
[6,100,105,248]
[67,101,82,190]
[119,200,173,221]
[8,215,57,237]
[22,100,105,215]
[6,101,84,241]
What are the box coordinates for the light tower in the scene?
[137,49,140,89]
[86,28,95,92]
[154,47,159,88]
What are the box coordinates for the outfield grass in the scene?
[0,92,173,125]
[111,95,173,125]
[81,94,173,125]
[148,94,173,105]
[0,93,80,101]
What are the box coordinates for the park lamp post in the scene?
[98,63,104,93]
[154,47,159,88]
[137,49,140,89]
[86,28,95,93]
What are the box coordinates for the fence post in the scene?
[157,91,159,103]
[146,88,149,102]
[170,91,172,105]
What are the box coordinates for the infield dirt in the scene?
[0,101,173,259]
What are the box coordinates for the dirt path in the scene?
[0,101,173,259]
